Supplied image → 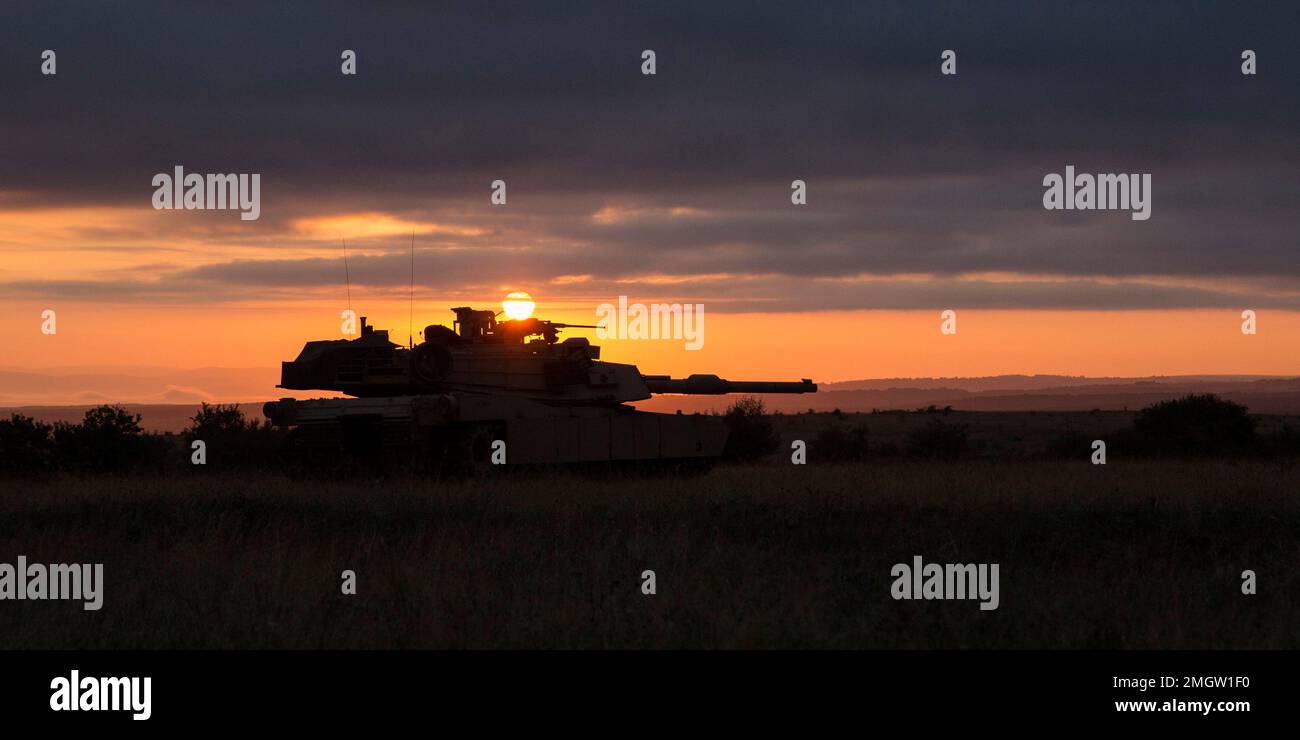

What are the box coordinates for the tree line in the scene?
[1,394,1298,474]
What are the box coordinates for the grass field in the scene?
[1,457,1296,649]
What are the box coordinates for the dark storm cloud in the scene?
[1,1,1297,307]
[7,263,1297,312]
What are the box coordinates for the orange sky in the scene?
[5,298,1296,391]
[3,204,1296,400]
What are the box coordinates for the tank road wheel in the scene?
[410,342,453,389]
[428,423,504,476]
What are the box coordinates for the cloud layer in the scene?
[1,1,1296,311]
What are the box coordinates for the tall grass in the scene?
[1,460,1295,649]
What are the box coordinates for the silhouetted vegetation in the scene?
[0,403,288,475]
[2,461,1296,649]
[913,404,954,414]
[3,397,1297,649]
[52,405,169,474]
[4,396,1300,476]
[0,414,56,473]
[720,396,779,461]
[1129,394,1256,457]
[183,403,283,470]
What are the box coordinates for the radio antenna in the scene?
[342,238,352,312]
[408,230,415,349]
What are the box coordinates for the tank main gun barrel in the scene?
[641,374,816,395]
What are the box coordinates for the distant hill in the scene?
[637,375,1300,415]
[0,366,277,406]
[819,374,1289,392]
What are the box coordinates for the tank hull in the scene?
[264,394,727,466]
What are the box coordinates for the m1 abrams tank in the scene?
[263,301,815,469]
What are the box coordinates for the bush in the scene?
[721,397,779,461]
[1132,394,1255,456]
[183,403,281,469]
[53,405,166,473]
[0,414,56,473]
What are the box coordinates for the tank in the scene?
[263,305,816,469]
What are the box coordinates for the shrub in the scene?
[721,397,778,461]
[53,405,165,473]
[183,403,281,469]
[1132,394,1255,456]
[0,414,56,473]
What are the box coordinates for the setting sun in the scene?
[501,291,536,320]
